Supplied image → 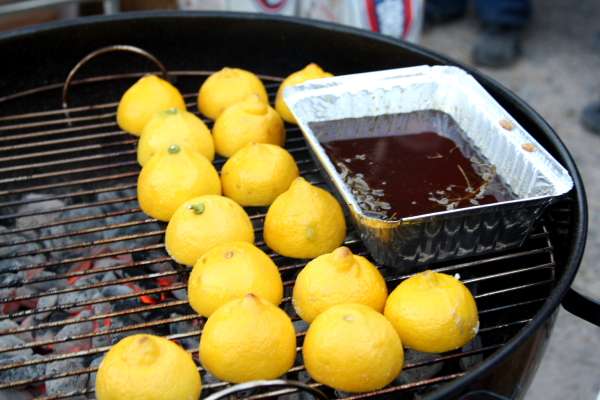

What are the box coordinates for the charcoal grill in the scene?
[0,11,597,400]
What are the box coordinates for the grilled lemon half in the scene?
[198,67,268,120]
[137,108,214,166]
[303,303,404,393]
[96,334,201,400]
[200,294,296,383]
[165,195,254,266]
[117,75,185,136]
[264,177,346,259]
[188,241,283,317]
[384,270,479,353]
[293,246,387,323]
[221,143,298,206]
[137,144,221,222]
[212,95,285,158]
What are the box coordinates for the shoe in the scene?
[582,100,600,134]
[472,26,522,68]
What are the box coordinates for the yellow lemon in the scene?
[384,270,479,353]
[264,177,346,259]
[221,143,299,206]
[292,246,387,323]
[275,63,333,124]
[137,144,221,222]
[200,294,296,383]
[198,67,268,120]
[96,334,201,400]
[303,303,403,393]
[165,195,254,266]
[212,95,285,158]
[137,108,214,166]
[117,75,186,136]
[188,241,283,317]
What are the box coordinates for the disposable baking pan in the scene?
[284,66,574,269]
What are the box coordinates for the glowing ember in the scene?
[140,295,159,305]
[67,260,92,284]
[157,277,175,287]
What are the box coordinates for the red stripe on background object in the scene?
[403,0,413,37]
[366,0,380,32]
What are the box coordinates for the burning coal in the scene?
[0,191,196,398]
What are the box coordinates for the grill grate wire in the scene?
[0,71,559,400]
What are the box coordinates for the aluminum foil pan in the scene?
[284,66,573,270]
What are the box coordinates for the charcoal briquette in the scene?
[45,358,88,398]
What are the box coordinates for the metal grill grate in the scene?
[0,71,558,400]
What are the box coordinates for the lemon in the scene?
[292,246,387,323]
[275,63,333,124]
[384,270,479,353]
[198,67,269,120]
[137,144,221,222]
[200,294,296,383]
[221,143,299,206]
[165,195,254,266]
[137,108,214,166]
[212,95,285,158]
[303,303,403,393]
[96,334,201,400]
[117,75,186,136]
[264,177,346,259]
[188,241,283,317]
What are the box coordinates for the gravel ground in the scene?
[421,1,600,399]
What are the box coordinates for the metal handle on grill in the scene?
[61,44,169,109]
[562,287,600,327]
[203,379,328,400]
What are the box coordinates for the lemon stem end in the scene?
[189,202,205,214]
[168,144,181,154]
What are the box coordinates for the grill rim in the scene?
[0,11,589,399]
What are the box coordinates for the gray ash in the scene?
[0,353,46,384]
[57,287,102,315]
[34,294,58,321]
[53,310,94,354]
[39,207,107,259]
[101,212,163,253]
[168,313,202,350]
[44,358,88,399]
[97,188,137,210]
[0,389,33,400]
[0,320,32,344]
[0,191,193,398]
[15,194,65,231]
[0,227,47,273]
[86,356,104,397]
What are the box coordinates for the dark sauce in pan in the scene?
[323,130,516,219]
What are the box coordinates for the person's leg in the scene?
[425,0,468,25]
[475,0,531,28]
[472,0,531,67]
